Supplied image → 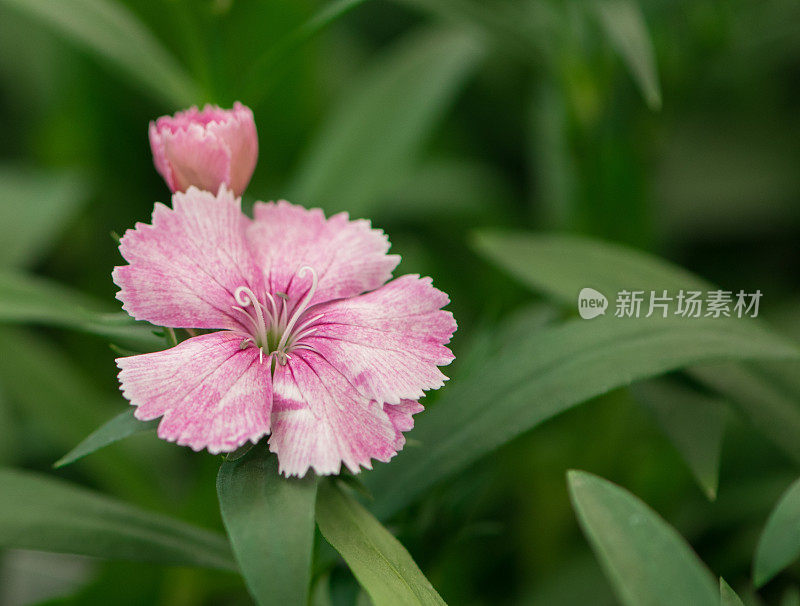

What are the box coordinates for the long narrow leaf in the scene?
[0,270,162,351]
[55,409,157,469]
[690,362,800,464]
[568,470,717,606]
[471,231,800,464]
[720,578,746,606]
[366,313,797,519]
[217,445,317,606]
[289,27,483,217]
[591,0,662,109]
[0,0,199,105]
[0,327,161,505]
[0,167,89,269]
[633,379,727,500]
[316,481,446,605]
[0,468,235,570]
[754,477,800,587]
[240,0,370,104]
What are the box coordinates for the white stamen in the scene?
[275,266,318,353]
[232,267,322,363]
[233,286,268,345]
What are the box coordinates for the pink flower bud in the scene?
[149,102,258,196]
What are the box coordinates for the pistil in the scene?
[231,266,320,365]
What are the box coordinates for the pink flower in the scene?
[113,187,456,476]
[149,103,258,196]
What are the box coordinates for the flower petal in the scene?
[206,102,258,196]
[118,331,272,454]
[304,274,456,404]
[248,201,399,305]
[384,400,424,449]
[161,125,231,194]
[113,186,261,330]
[148,103,257,196]
[269,351,398,477]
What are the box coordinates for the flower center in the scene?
[231,266,322,365]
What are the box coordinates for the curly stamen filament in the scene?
[234,286,268,345]
[275,266,318,353]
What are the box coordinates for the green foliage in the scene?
[633,379,727,500]
[289,26,484,217]
[0,0,199,105]
[217,445,318,606]
[568,470,718,606]
[0,167,89,268]
[55,409,157,469]
[721,578,747,606]
[755,477,800,587]
[0,0,798,602]
[0,468,235,569]
[472,231,800,465]
[366,284,798,519]
[0,270,162,351]
[316,481,446,605]
[590,0,661,109]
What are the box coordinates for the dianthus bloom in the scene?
[113,187,456,476]
[149,103,257,196]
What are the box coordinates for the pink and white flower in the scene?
[113,186,456,476]
[149,103,258,196]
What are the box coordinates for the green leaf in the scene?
[720,578,746,606]
[55,409,157,469]
[217,445,317,606]
[0,269,162,351]
[754,477,800,586]
[366,312,796,519]
[376,158,515,223]
[633,379,727,500]
[0,167,89,269]
[0,0,198,106]
[288,26,483,217]
[567,470,717,606]
[472,231,709,301]
[316,481,446,606]
[590,0,662,109]
[689,362,800,465]
[0,326,161,505]
[783,588,800,606]
[395,0,551,62]
[471,231,800,465]
[240,0,370,105]
[0,468,235,570]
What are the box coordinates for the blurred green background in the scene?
[1,0,799,604]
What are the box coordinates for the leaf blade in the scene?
[316,481,446,606]
[720,578,746,606]
[591,0,662,109]
[0,269,162,351]
[568,470,717,606]
[288,26,483,217]
[55,409,158,469]
[471,230,800,465]
[366,313,796,519]
[0,167,89,269]
[633,379,727,500]
[0,0,199,105]
[217,445,317,606]
[754,477,800,587]
[0,468,235,570]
